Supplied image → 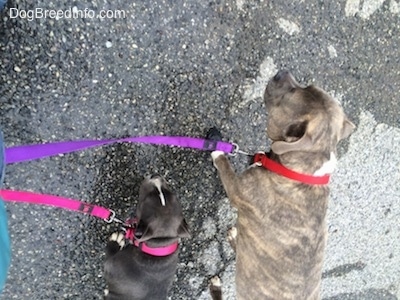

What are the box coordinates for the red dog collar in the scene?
[124,218,178,257]
[253,152,330,185]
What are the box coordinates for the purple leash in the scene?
[5,135,240,164]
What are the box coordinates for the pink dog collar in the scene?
[124,218,178,257]
[133,239,178,256]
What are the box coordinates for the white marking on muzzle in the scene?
[314,152,337,176]
[150,178,166,206]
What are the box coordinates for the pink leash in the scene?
[0,189,119,223]
[0,190,177,256]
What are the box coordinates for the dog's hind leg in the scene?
[209,276,223,300]
[106,232,125,258]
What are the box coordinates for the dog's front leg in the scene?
[211,151,242,208]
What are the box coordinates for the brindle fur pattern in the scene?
[104,176,190,300]
[211,71,355,300]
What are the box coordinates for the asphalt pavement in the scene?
[0,0,399,299]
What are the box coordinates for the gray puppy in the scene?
[104,175,190,300]
[210,71,355,300]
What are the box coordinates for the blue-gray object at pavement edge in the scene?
[0,129,11,293]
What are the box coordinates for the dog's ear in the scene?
[177,219,191,238]
[272,118,356,154]
[340,118,355,140]
[271,134,313,154]
[271,121,313,155]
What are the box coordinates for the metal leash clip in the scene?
[229,143,251,157]
[104,209,124,224]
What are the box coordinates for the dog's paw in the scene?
[205,127,223,141]
[227,227,237,241]
[209,276,222,300]
[210,275,221,287]
[109,232,125,249]
[227,227,237,252]
[106,232,126,257]
[211,151,225,169]
[211,150,224,161]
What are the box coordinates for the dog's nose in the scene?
[273,70,290,81]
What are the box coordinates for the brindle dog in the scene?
[210,70,355,300]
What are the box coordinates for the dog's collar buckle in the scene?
[253,152,330,185]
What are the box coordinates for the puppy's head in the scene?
[134,175,190,242]
[264,70,355,155]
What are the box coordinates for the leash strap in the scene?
[5,136,235,164]
[253,152,330,185]
[0,189,116,222]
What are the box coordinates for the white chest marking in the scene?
[314,152,337,176]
